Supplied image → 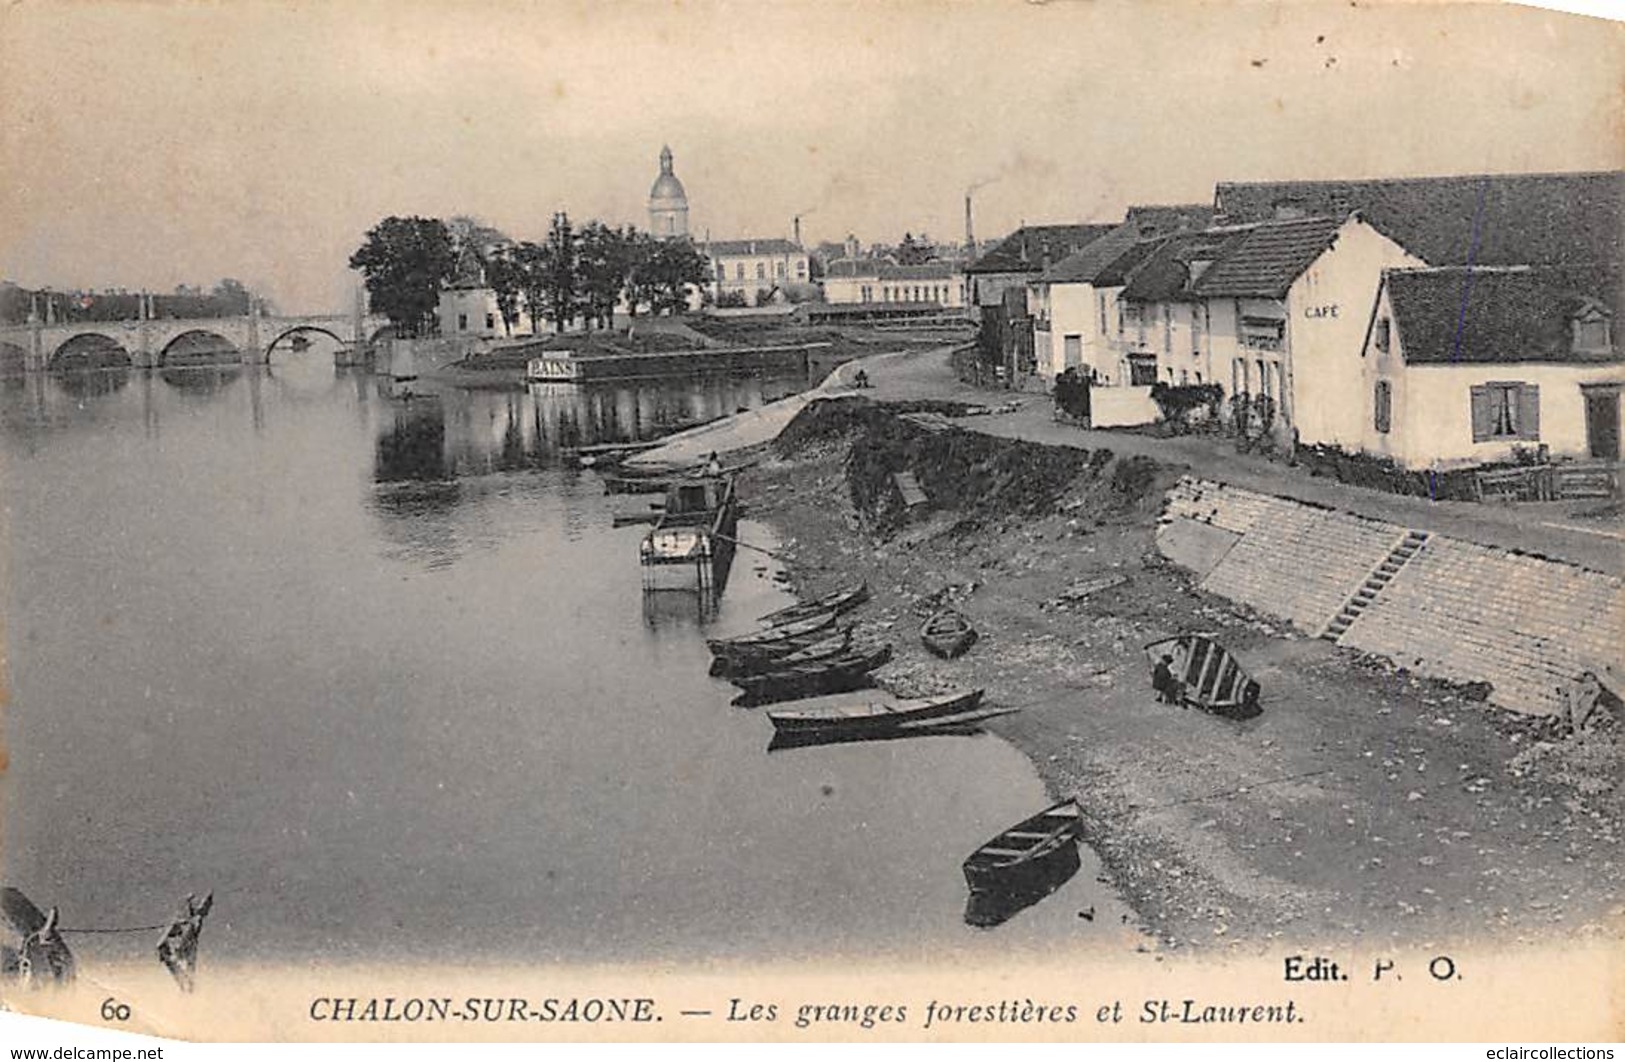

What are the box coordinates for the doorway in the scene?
[1583,384,1620,461]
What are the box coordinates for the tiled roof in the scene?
[1214,171,1623,268]
[1385,266,1623,365]
[881,263,961,281]
[823,259,881,279]
[1117,228,1248,302]
[1039,205,1213,284]
[966,224,1118,275]
[1092,240,1166,287]
[823,260,961,281]
[707,239,803,257]
[1192,216,1345,298]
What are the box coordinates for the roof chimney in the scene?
[793,216,802,247]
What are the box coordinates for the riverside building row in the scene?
[984,170,1623,471]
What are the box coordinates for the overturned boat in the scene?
[1143,633,1262,719]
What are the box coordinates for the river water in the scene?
[0,350,1134,971]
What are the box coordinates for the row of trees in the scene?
[349,214,712,338]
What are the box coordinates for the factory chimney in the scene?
[964,194,977,261]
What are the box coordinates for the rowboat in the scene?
[1143,633,1262,719]
[756,583,870,628]
[765,688,984,735]
[708,609,837,654]
[962,799,1083,899]
[731,644,894,707]
[922,609,978,659]
[766,704,1018,751]
[710,629,854,679]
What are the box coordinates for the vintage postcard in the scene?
[0,0,1620,1046]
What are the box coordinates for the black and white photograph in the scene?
[0,0,1619,1046]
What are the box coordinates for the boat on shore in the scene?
[710,628,853,678]
[765,688,985,736]
[730,644,894,707]
[756,583,870,627]
[962,798,1084,902]
[1143,633,1262,719]
[922,609,978,659]
[707,609,838,662]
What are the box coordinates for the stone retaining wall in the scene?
[1158,476,1625,716]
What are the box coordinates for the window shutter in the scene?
[1518,384,1540,440]
[1470,385,1493,442]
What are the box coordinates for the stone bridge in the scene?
[0,309,393,373]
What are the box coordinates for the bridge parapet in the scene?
[0,313,391,372]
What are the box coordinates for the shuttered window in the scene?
[1470,382,1540,442]
[1374,380,1392,434]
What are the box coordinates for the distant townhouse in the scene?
[1358,266,1622,469]
[437,243,536,338]
[1028,205,1213,383]
[822,259,966,307]
[967,223,1115,383]
[965,223,1118,316]
[706,239,811,307]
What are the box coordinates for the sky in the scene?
[0,0,1619,313]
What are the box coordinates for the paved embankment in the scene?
[1160,477,1625,718]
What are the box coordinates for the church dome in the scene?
[649,145,687,204]
[648,145,690,238]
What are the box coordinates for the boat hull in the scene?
[765,688,984,735]
[922,610,977,659]
[1143,634,1262,719]
[756,583,871,628]
[730,645,893,707]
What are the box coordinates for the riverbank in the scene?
[739,397,1622,954]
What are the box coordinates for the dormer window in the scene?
[1574,309,1612,352]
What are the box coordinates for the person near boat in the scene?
[1152,654,1185,706]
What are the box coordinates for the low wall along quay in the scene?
[1156,476,1624,718]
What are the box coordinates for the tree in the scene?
[896,232,936,266]
[622,230,662,320]
[576,222,633,331]
[484,246,524,336]
[647,237,709,316]
[535,213,580,333]
[513,241,549,335]
[349,216,458,337]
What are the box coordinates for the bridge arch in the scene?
[266,325,348,357]
[158,329,243,367]
[49,332,132,372]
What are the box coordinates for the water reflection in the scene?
[51,366,130,398]
[765,723,997,754]
[160,365,243,395]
